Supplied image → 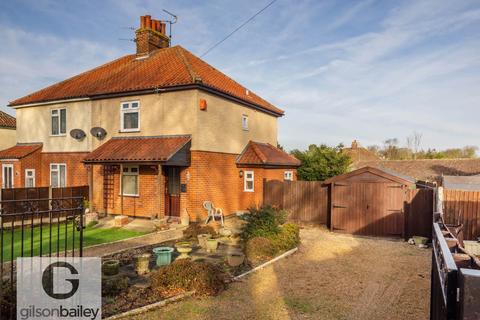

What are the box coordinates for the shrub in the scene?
[245,236,277,266]
[151,260,225,296]
[183,224,216,241]
[271,223,300,252]
[240,206,287,242]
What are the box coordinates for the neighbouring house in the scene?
[442,175,480,191]
[342,140,380,166]
[1,15,300,221]
[355,159,480,184]
[0,110,17,188]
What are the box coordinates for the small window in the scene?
[25,169,35,187]
[242,115,249,131]
[50,164,66,187]
[51,108,66,135]
[244,171,254,192]
[122,165,139,196]
[120,101,140,132]
[284,171,293,181]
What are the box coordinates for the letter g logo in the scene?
[42,261,80,299]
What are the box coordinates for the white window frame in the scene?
[120,101,140,132]
[2,164,14,189]
[51,108,67,136]
[120,165,140,197]
[50,163,67,188]
[242,114,249,131]
[244,170,254,192]
[284,171,293,181]
[25,169,36,188]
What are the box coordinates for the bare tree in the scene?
[412,131,422,159]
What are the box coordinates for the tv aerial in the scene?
[161,9,178,43]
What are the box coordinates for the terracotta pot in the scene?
[102,260,120,276]
[206,239,219,253]
[227,253,245,267]
[198,234,212,249]
[135,254,151,275]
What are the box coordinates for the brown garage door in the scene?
[332,182,407,237]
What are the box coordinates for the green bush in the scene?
[151,260,225,296]
[245,224,300,266]
[183,224,217,241]
[240,206,287,242]
[271,223,300,252]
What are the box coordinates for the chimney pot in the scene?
[145,15,151,29]
[140,16,146,29]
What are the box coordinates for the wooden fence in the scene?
[263,180,329,224]
[0,186,89,215]
[264,180,433,238]
[444,189,480,241]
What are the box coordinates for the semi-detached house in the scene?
[0,15,300,221]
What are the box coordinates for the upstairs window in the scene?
[121,101,140,132]
[244,171,254,192]
[51,108,66,135]
[242,115,249,131]
[284,171,293,181]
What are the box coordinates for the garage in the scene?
[324,167,416,238]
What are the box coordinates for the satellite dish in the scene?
[90,127,107,140]
[70,129,86,140]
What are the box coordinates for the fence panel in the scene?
[406,189,434,239]
[264,180,328,224]
[444,190,480,240]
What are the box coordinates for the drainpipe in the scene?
[120,164,124,216]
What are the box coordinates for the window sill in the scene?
[119,194,140,198]
[119,130,141,133]
[243,190,254,193]
[50,134,67,137]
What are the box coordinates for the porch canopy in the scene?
[83,135,191,166]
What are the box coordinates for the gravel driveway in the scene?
[130,226,431,320]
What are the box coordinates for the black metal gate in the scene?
[0,196,84,319]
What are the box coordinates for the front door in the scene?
[2,164,14,189]
[164,167,181,217]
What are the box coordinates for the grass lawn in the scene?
[1,222,147,261]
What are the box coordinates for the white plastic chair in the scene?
[203,201,224,226]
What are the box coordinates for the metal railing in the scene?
[0,196,84,319]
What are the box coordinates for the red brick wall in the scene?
[0,151,89,188]
[185,151,297,221]
[91,164,162,218]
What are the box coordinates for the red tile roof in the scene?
[237,141,301,167]
[83,135,191,163]
[0,111,15,129]
[9,46,283,116]
[0,143,42,159]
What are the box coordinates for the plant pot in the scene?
[175,242,193,259]
[180,211,190,226]
[227,253,245,267]
[206,239,219,253]
[135,253,151,275]
[152,247,174,266]
[198,234,212,249]
[102,260,120,276]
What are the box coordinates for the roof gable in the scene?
[324,166,416,186]
[9,46,283,116]
[237,141,301,167]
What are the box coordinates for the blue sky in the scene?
[1,0,479,151]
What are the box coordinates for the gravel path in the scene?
[129,226,431,320]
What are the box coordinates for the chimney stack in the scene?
[135,15,170,56]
